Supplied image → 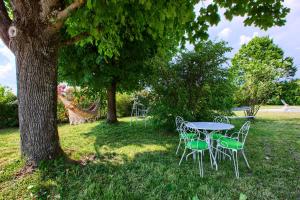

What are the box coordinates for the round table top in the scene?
[186,122,234,131]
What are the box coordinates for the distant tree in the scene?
[268,79,300,105]
[0,85,18,128]
[0,85,16,104]
[150,41,234,130]
[58,36,159,123]
[230,36,296,116]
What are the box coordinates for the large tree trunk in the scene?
[107,80,118,123]
[0,0,84,166]
[15,33,63,164]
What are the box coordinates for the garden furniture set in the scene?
[176,116,251,178]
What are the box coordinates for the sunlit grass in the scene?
[0,113,300,199]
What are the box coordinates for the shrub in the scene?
[149,41,234,130]
[268,79,300,105]
[0,86,18,128]
[57,101,69,123]
[116,93,133,117]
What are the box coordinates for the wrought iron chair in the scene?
[210,116,230,160]
[175,116,198,154]
[215,121,251,178]
[211,116,230,140]
[178,121,213,177]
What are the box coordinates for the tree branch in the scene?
[61,32,89,46]
[49,0,85,33]
[0,0,12,47]
[40,0,60,20]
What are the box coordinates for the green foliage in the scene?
[60,0,290,121]
[1,114,300,199]
[230,36,296,115]
[59,36,156,93]
[268,79,300,105]
[0,85,18,128]
[150,41,234,130]
[0,85,16,104]
[57,101,69,123]
[116,93,134,117]
[64,0,290,57]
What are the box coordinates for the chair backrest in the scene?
[213,116,230,124]
[238,121,251,145]
[175,116,184,132]
[180,121,206,142]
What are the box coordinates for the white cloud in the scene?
[0,39,15,77]
[0,39,16,93]
[284,0,300,9]
[0,40,14,62]
[0,63,13,78]
[296,47,300,50]
[239,32,259,45]
[218,27,231,39]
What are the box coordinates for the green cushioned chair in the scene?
[178,121,214,177]
[180,132,197,140]
[175,116,185,155]
[215,121,251,178]
[211,116,230,141]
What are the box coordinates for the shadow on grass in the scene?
[83,120,176,158]
[18,119,300,199]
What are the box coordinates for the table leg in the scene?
[205,132,218,170]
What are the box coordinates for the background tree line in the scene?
[2,37,298,130]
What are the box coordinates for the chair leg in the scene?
[232,150,239,178]
[242,150,251,169]
[213,146,219,171]
[176,139,182,155]
[198,151,204,177]
[209,148,213,169]
[179,148,186,165]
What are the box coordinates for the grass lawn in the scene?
[0,113,300,199]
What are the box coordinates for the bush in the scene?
[57,101,69,123]
[149,41,234,130]
[267,79,300,105]
[0,86,18,128]
[116,93,133,117]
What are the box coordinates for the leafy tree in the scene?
[58,36,158,123]
[150,41,234,130]
[268,79,300,105]
[230,36,296,116]
[0,0,291,164]
[0,85,18,128]
[0,85,16,104]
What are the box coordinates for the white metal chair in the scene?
[211,116,230,160]
[175,116,197,154]
[215,121,251,178]
[178,122,213,177]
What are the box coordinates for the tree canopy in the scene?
[230,36,296,115]
[150,41,233,129]
[63,0,290,58]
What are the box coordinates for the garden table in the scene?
[186,122,234,131]
[185,122,235,169]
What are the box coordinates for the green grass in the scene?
[0,114,300,199]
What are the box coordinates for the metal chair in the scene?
[175,116,197,155]
[215,121,251,178]
[178,122,214,177]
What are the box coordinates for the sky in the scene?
[0,0,299,94]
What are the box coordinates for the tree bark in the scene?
[107,80,118,123]
[0,0,86,165]
[14,32,63,164]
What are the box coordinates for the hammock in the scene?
[58,94,99,125]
